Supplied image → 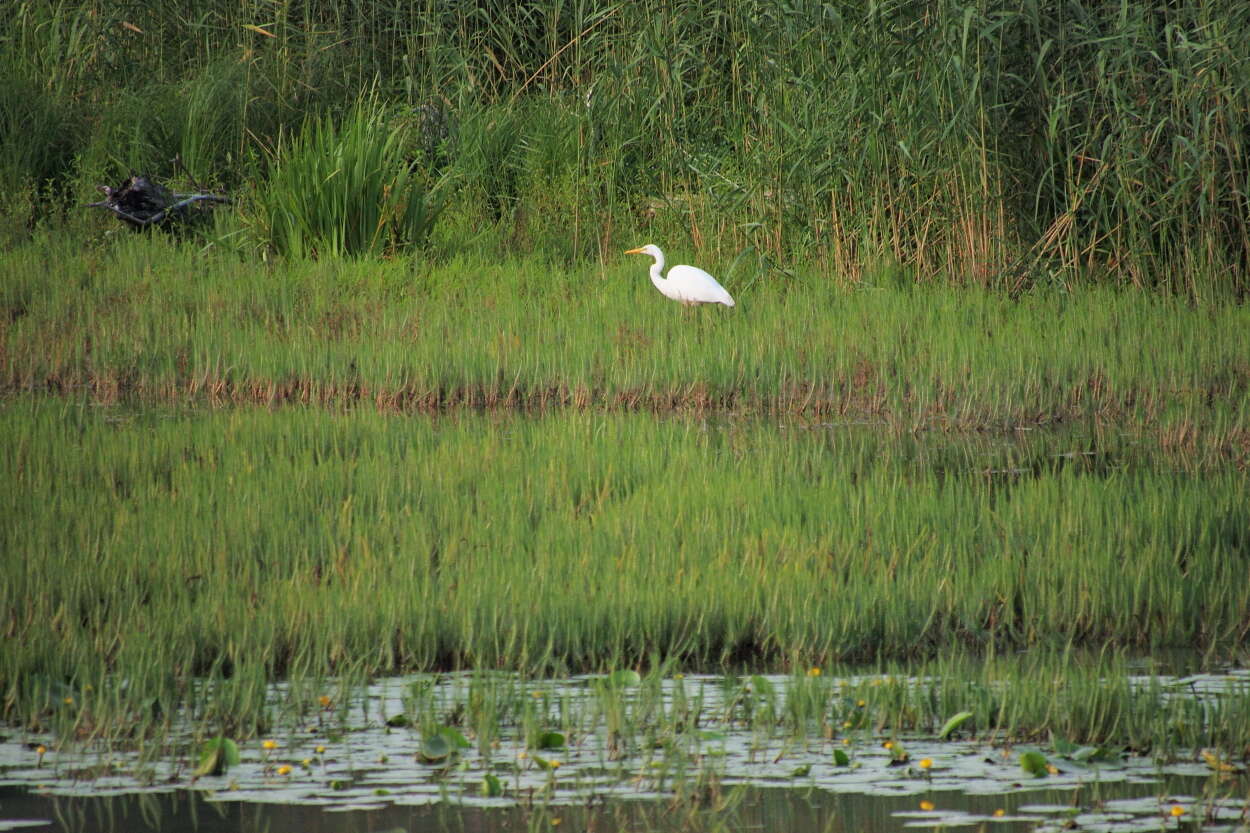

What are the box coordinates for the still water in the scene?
[2,672,1247,833]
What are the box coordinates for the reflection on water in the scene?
[0,778,1238,833]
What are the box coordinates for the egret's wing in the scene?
[667,264,735,306]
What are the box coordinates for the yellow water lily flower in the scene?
[1201,749,1238,773]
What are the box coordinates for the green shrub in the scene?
[251,97,443,259]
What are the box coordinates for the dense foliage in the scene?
[4,1,1249,290]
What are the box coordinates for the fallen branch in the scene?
[86,171,231,229]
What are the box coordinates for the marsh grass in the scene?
[1,234,1247,450]
[2,397,1247,742]
[2,0,1248,764]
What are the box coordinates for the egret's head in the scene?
[625,244,661,258]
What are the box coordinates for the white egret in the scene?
[624,244,735,307]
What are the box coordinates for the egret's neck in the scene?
[648,253,666,290]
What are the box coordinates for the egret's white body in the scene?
[625,244,735,307]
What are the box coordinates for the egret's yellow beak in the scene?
[624,247,645,255]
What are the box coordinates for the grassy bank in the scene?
[2,235,1248,453]
[3,396,1247,740]
[4,1,1249,291]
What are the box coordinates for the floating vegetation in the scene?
[1,672,1247,831]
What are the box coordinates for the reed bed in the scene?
[2,396,1247,740]
[4,1,1249,291]
[2,235,1247,454]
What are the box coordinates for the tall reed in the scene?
[3,1,1247,291]
[249,96,443,258]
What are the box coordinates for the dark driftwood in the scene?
[87,173,230,229]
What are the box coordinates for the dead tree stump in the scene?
[87,174,230,229]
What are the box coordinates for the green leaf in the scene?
[385,713,411,728]
[219,738,241,767]
[749,675,775,698]
[439,727,472,749]
[480,772,504,797]
[194,745,222,778]
[937,710,974,740]
[531,754,559,772]
[791,764,810,777]
[534,731,566,750]
[1020,749,1050,777]
[193,737,240,777]
[606,670,641,687]
[833,748,850,766]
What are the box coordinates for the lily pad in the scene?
[606,670,642,687]
[532,731,566,750]
[1020,749,1050,778]
[418,734,451,764]
[1070,745,1106,762]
